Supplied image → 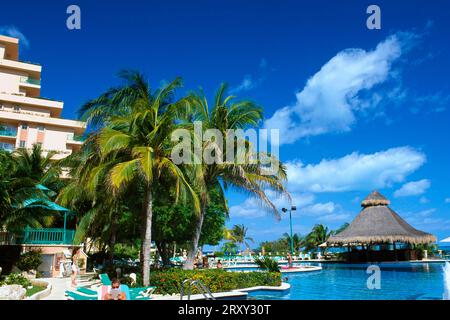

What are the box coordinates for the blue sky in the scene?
[1,0,450,247]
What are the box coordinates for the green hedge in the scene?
[148,269,281,295]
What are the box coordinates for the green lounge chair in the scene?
[129,286,156,299]
[99,273,112,285]
[65,290,97,300]
[98,274,156,299]
[76,287,97,295]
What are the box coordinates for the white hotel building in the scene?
[0,35,86,159]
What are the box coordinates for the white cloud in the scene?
[229,191,315,219]
[301,202,336,216]
[264,33,416,145]
[419,197,429,204]
[318,214,351,223]
[230,75,256,93]
[394,179,431,197]
[403,208,450,232]
[286,146,426,193]
[0,26,29,48]
[230,188,351,225]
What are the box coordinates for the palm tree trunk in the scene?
[156,241,171,267]
[142,186,153,286]
[184,206,206,270]
[108,211,119,264]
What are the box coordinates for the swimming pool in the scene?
[244,262,447,300]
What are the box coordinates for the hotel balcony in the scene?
[0,109,85,133]
[0,92,63,117]
[20,76,41,86]
[0,228,75,245]
[0,56,42,75]
[19,76,41,97]
[66,133,85,146]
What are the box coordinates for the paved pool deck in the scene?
[40,276,100,300]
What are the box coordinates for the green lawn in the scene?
[26,285,46,297]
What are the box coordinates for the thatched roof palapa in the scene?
[327,191,436,245]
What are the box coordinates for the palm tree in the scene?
[223,227,235,241]
[13,144,62,192]
[283,232,305,253]
[57,143,125,263]
[230,224,254,251]
[80,72,200,286]
[182,84,289,269]
[222,241,238,255]
[333,222,349,235]
[0,151,15,223]
[0,148,55,229]
[305,224,333,253]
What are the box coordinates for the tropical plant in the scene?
[13,144,63,192]
[0,149,54,229]
[333,222,350,235]
[283,232,305,253]
[182,83,289,269]
[0,273,32,288]
[222,241,238,255]
[230,224,254,250]
[258,238,290,254]
[254,256,280,272]
[76,71,200,286]
[305,224,333,253]
[148,269,281,295]
[16,250,42,272]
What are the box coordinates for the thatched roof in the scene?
[361,190,390,207]
[327,191,436,245]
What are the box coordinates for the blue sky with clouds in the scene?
[1,0,449,247]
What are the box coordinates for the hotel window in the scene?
[21,124,28,130]
[19,140,26,148]
[13,106,21,112]
[37,125,45,131]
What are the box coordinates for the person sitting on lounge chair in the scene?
[102,279,127,300]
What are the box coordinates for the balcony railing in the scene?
[0,228,75,245]
[67,134,85,142]
[20,76,41,86]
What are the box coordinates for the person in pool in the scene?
[216,260,223,269]
[287,252,293,268]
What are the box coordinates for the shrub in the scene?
[254,256,280,272]
[0,273,32,288]
[148,269,281,295]
[16,250,42,272]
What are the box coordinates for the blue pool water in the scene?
[240,262,447,300]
